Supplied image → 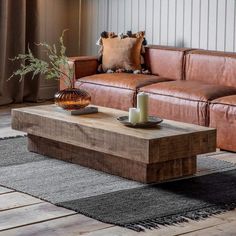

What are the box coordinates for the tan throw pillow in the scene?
[102,35,144,72]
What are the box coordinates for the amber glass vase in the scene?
[55,88,91,110]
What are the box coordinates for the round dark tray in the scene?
[117,116,163,128]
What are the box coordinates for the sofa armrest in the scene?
[69,56,98,78]
[60,56,98,90]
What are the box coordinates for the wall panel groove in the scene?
[81,0,236,55]
[234,0,236,51]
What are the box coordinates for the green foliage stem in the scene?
[8,30,73,89]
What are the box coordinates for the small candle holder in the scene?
[118,93,162,128]
[117,116,163,128]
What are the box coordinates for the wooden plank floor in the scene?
[1,103,236,236]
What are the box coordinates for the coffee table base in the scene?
[28,134,197,183]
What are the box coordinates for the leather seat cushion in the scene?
[140,80,236,102]
[76,82,135,111]
[140,81,236,126]
[211,95,236,106]
[76,73,172,90]
[146,93,208,126]
[210,95,236,152]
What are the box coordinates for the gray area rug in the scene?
[1,136,236,231]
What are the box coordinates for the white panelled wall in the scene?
[80,0,236,55]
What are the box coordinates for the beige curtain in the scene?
[0,0,40,105]
[0,0,81,105]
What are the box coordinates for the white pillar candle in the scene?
[128,108,140,124]
[137,92,149,123]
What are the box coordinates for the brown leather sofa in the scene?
[60,46,236,152]
[189,50,236,152]
[193,50,236,152]
[210,95,236,151]
[68,46,190,111]
[141,49,236,151]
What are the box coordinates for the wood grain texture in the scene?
[0,192,42,211]
[0,102,52,138]
[0,214,112,236]
[28,134,196,183]
[12,105,216,164]
[11,104,216,183]
[182,221,236,236]
[0,202,75,231]
[0,187,14,195]
[214,209,236,222]
[81,217,226,236]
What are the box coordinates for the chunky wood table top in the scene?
[12,104,216,164]
[12,104,216,183]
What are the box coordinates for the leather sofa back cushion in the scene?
[185,50,236,88]
[144,46,188,80]
[102,37,143,72]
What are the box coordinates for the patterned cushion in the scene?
[96,31,148,73]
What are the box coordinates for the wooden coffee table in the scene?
[12,105,216,183]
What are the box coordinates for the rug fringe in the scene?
[124,203,236,232]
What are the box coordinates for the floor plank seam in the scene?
[0,202,43,213]
[80,225,118,235]
[174,220,230,236]
[0,212,78,232]
[0,191,15,196]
